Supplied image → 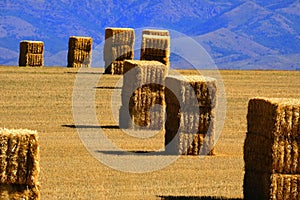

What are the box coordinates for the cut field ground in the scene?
[0,66,299,199]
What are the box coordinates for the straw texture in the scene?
[164,75,217,155]
[119,60,167,130]
[67,36,92,68]
[104,28,135,74]
[142,29,170,36]
[0,128,40,200]
[244,98,300,200]
[140,34,170,67]
[19,41,44,67]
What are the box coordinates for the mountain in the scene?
[0,0,299,70]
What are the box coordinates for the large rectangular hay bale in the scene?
[244,172,300,200]
[119,60,167,130]
[104,27,135,74]
[67,36,93,68]
[68,36,92,51]
[0,128,39,186]
[19,41,44,67]
[140,34,170,67]
[142,29,170,36]
[245,98,300,174]
[164,75,217,155]
[244,97,300,200]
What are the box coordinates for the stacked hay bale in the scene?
[19,41,44,67]
[104,28,135,74]
[140,29,170,67]
[244,98,300,200]
[67,36,93,68]
[0,128,40,200]
[119,60,167,130]
[164,75,217,155]
[142,29,170,36]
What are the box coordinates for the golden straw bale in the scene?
[0,184,40,200]
[244,98,300,200]
[67,36,92,68]
[0,128,39,186]
[19,41,44,67]
[244,172,300,200]
[104,28,135,74]
[164,75,217,155]
[105,27,135,45]
[20,41,44,54]
[68,36,92,51]
[119,60,167,130]
[142,29,170,36]
[140,34,170,66]
[245,97,300,174]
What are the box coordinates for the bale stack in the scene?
[67,36,93,68]
[104,28,135,74]
[140,29,170,67]
[164,75,217,155]
[142,29,170,36]
[19,41,44,67]
[119,60,167,130]
[244,98,300,200]
[0,128,40,200]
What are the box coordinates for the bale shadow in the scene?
[96,150,169,156]
[65,71,104,75]
[158,196,243,200]
[94,86,122,89]
[61,124,119,129]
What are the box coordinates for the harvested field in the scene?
[0,66,299,199]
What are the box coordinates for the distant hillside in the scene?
[0,0,299,69]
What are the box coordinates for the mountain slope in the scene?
[0,0,299,69]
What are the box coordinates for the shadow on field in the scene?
[158,196,243,200]
[65,71,103,75]
[61,124,120,129]
[94,86,122,89]
[96,150,170,156]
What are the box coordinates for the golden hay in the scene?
[142,29,170,36]
[0,128,39,186]
[67,36,93,68]
[164,75,217,155]
[0,184,40,200]
[19,41,44,67]
[245,98,300,174]
[0,128,40,200]
[244,172,300,200]
[140,34,170,67]
[104,28,135,74]
[119,60,167,130]
[244,97,300,200]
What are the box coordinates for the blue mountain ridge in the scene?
[0,0,300,70]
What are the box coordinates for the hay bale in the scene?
[244,172,300,200]
[245,98,300,174]
[244,97,300,200]
[119,60,167,130]
[0,128,39,200]
[19,41,44,67]
[67,36,92,68]
[0,128,39,186]
[104,28,135,74]
[140,34,170,67]
[164,75,217,155]
[142,29,170,36]
[0,184,40,200]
